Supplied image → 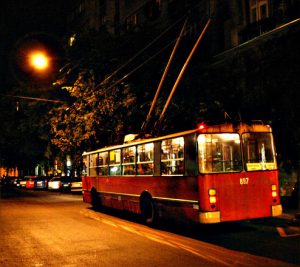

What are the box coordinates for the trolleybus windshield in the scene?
[197,133,242,173]
[242,132,277,171]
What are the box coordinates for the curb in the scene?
[279,213,295,220]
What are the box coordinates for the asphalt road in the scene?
[0,186,299,267]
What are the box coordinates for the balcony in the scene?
[239,17,277,43]
[239,7,300,44]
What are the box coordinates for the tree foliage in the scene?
[49,69,136,157]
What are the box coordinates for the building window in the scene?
[125,14,138,31]
[258,1,268,19]
[99,0,106,26]
[145,0,160,19]
[250,0,269,23]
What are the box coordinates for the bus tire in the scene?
[140,196,158,227]
[91,188,101,211]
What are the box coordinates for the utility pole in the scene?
[297,160,300,214]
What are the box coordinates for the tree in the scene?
[0,85,53,175]
[49,69,136,164]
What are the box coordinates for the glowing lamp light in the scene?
[209,196,217,204]
[197,122,206,131]
[29,52,49,71]
[209,188,217,204]
[271,184,278,197]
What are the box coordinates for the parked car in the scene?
[34,176,52,190]
[48,176,72,191]
[0,176,16,186]
[13,177,21,187]
[19,177,27,188]
[70,177,82,193]
[25,176,37,189]
[48,177,61,191]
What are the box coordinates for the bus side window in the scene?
[89,153,99,176]
[109,149,121,176]
[122,146,136,175]
[82,155,88,176]
[99,151,109,175]
[161,137,184,175]
[137,143,154,175]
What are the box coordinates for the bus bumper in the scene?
[199,211,221,224]
[272,204,282,217]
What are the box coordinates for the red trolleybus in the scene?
[82,121,282,225]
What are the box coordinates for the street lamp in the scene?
[28,51,49,71]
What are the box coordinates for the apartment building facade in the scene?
[67,0,299,54]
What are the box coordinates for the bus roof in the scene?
[82,128,198,156]
[82,122,272,156]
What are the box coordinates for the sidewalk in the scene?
[276,208,300,237]
[280,196,300,222]
[279,202,300,228]
[280,209,300,220]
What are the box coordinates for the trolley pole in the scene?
[154,18,211,134]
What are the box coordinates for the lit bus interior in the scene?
[83,132,277,176]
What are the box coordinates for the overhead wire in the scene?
[103,38,177,92]
[95,16,186,89]
[100,19,199,93]
[0,93,64,103]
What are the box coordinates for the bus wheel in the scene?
[91,188,101,210]
[141,196,158,227]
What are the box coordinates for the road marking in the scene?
[144,233,178,248]
[80,209,295,266]
[119,224,143,235]
[80,209,236,266]
[169,240,232,266]
[102,218,118,227]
